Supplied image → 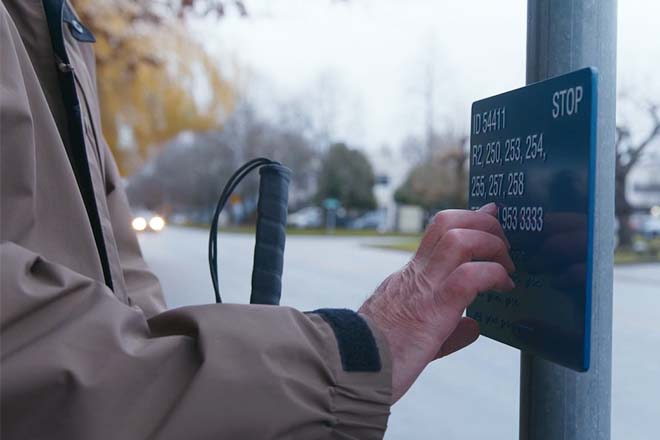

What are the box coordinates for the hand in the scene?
[359,203,515,403]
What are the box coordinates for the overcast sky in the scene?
[193,0,660,151]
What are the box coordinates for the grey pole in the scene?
[521,1,617,439]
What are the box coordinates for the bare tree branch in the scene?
[622,104,660,174]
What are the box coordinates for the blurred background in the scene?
[73,0,658,438]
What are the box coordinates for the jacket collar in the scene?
[42,0,94,65]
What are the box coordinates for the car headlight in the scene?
[132,217,147,231]
[149,216,165,231]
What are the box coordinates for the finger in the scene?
[478,202,498,217]
[424,228,515,284]
[434,261,515,316]
[416,209,509,262]
[434,317,480,359]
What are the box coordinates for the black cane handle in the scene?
[250,164,291,305]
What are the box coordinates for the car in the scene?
[348,210,386,230]
[287,206,323,229]
[131,210,166,233]
[639,216,660,238]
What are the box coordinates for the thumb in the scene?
[434,317,480,359]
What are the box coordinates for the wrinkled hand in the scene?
[359,203,515,403]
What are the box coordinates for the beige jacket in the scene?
[0,1,391,438]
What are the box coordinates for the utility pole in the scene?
[521,1,617,439]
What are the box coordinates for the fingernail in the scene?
[509,277,516,289]
[509,260,517,273]
[479,202,497,215]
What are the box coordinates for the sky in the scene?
[192,0,660,153]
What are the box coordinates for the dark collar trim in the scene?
[63,2,95,43]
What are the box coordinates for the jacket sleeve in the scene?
[0,242,392,440]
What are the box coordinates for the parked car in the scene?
[348,210,386,230]
[639,216,660,238]
[132,210,166,233]
[287,206,323,229]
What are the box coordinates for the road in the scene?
[139,226,660,439]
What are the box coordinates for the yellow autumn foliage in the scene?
[71,0,235,175]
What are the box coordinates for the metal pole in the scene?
[521,1,617,439]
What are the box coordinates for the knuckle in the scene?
[485,213,503,232]
[483,263,509,287]
[439,229,471,260]
[452,262,469,277]
[455,262,476,282]
[438,271,470,311]
[428,211,450,234]
[494,238,508,256]
[443,262,506,308]
[432,210,449,226]
[441,228,463,248]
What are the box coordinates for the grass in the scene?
[182,223,419,238]
[614,250,660,265]
[369,237,660,266]
[182,222,660,265]
[615,236,660,265]
[370,240,420,253]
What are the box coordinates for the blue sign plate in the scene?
[467,68,597,372]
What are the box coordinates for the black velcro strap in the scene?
[312,309,381,372]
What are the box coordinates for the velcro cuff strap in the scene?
[312,308,381,372]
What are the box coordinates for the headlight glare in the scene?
[132,217,147,231]
[149,216,165,231]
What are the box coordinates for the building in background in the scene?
[370,148,425,233]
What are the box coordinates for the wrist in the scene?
[359,308,430,404]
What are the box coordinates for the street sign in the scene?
[323,198,341,210]
[467,68,597,372]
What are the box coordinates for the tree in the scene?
[127,131,238,215]
[127,103,319,220]
[316,143,377,211]
[70,0,238,175]
[217,98,320,207]
[70,0,345,176]
[395,130,468,211]
[615,102,660,247]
